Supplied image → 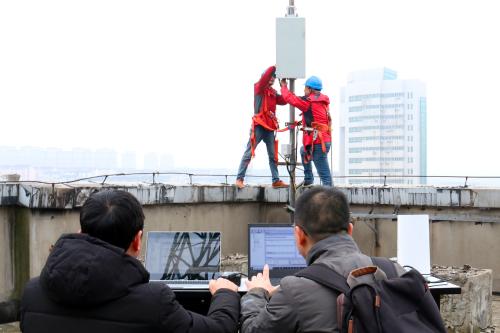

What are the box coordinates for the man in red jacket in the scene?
[235,66,288,189]
[280,76,332,186]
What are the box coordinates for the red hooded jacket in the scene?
[280,85,331,145]
[252,66,287,131]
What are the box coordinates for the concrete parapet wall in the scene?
[432,222,500,294]
[0,183,289,209]
[342,186,500,211]
[1,183,500,307]
[0,208,13,302]
[141,202,289,257]
[2,183,500,211]
[27,211,80,277]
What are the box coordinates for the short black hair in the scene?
[294,186,350,242]
[80,190,145,251]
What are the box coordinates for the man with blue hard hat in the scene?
[280,76,333,186]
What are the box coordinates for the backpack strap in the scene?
[371,257,398,279]
[296,258,398,291]
[295,263,350,294]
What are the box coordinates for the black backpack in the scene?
[295,257,447,333]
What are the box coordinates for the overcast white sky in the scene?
[1,0,499,176]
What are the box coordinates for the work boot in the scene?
[295,181,313,189]
[272,180,288,188]
[235,179,245,189]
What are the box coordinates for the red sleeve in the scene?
[276,93,287,105]
[280,85,309,112]
[255,66,276,95]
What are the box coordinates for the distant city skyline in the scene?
[0,144,294,184]
[2,143,500,188]
[0,146,174,181]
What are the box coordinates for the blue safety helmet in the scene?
[305,76,323,91]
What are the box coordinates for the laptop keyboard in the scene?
[270,278,281,285]
[166,280,210,285]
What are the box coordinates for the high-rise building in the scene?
[339,68,427,185]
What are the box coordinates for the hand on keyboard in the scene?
[209,278,238,295]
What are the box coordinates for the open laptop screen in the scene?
[248,224,306,278]
[145,231,221,281]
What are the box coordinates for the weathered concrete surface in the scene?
[434,266,493,332]
[0,183,289,209]
[0,209,13,302]
[342,186,500,212]
[27,210,80,277]
[0,175,20,182]
[432,222,500,293]
[221,253,248,275]
[0,186,17,206]
[493,295,500,330]
[142,203,289,257]
[3,183,500,212]
[0,322,19,332]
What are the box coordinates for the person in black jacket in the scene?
[20,190,240,333]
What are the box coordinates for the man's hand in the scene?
[209,277,238,295]
[245,264,279,295]
[280,78,287,87]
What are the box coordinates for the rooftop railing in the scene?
[2,172,500,188]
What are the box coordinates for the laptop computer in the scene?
[248,224,307,285]
[145,231,221,289]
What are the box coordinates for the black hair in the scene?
[80,190,145,251]
[294,186,350,242]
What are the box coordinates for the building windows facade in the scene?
[339,68,427,185]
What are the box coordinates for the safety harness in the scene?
[251,95,297,163]
[301,96,331,164]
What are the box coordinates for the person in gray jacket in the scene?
[240,186,403,333]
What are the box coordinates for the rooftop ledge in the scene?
[1,182,500,211]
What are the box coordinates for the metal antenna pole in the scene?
[287,0,297,16]
[289,79,296,223]
[286,0,297,222]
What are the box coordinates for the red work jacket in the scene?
[281,85,331,145]
[253,66,287,131]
